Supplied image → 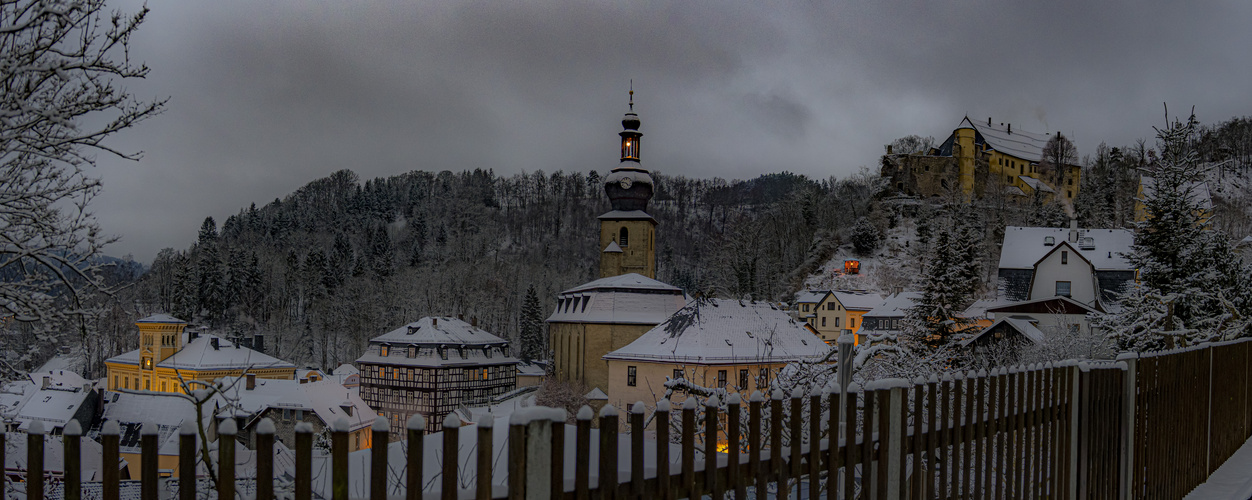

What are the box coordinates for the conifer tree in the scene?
[519,285,545,362]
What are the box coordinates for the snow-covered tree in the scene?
[518,284,544,362]
[850,216,881,256]
[0,0,164,376]
[1099,110,1252,350]
[904,204,982,346]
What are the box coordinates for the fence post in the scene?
[575,406,592,500]
[705,396,722,500]
[838,334,855,398]
[257,418,276,500]
[219,418,237,500]
[599,405,620,500]
[789,388,803,499]
[141,421,158,500]
[102,421,120,500]
[295,422,314,500]
[28,421,44,500]
[1117,352,1138,500]
[372,417,390,500]
[655,400,671,500]
[749,392,764,497]
[630,402,646,498]
[508,407,559,500]
[407,415,426,500]
[441,414,460,500]
[829,384,843,500]
[770,389,785,498]
[809,387,822,500]
[475,417,490,500]
[728,393,746,500]
[179,420,197,500]
[886,382,907,500]
[682,398,697,498]
[549,409,567,500]
[0,424,5,500]
[64,420,82,500]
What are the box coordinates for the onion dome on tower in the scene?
[604,89,654,212]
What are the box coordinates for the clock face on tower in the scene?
[619,177,633,189]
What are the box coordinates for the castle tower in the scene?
[599,89,657,279]
[954,123,977,199]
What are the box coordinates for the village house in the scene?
[218,374,375,451]
[795,290,883,344]
[104,315,296,394]
[0,369,98,434]
[356,316,518,435]
[602,298,830,415]
[997,222,1136,307]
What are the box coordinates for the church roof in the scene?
[603,298,829,365]
[548,273,687,325]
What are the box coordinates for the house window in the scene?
[1068,178,1073,185]
[835,317,841,328]
[1068,191,1073,198]
[380,345,389,357]
[145,380,150,390]
[758,368,769,386]
[802,304,808,312]
[1056,281,1072,297]
[739,369,749,389]
[673,369,684,380]
[1061,251,1068,265]
[717,370,727,389]
[627,366,637,387]
[124,377,129,389]
[114,376,119,389]
[828,302,836,311]
[161,381,166,392]
[850,318,856,328]
[1007,176,1013,183]
[620,227,629,247]
[142,358,152,370]
[821,317,826,327]
[408,346,416,358]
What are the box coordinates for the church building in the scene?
[547,92,687,393]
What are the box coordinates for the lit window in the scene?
[380,345,389,357]
[627,366,637,387]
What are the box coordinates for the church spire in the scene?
[620,84,641,162]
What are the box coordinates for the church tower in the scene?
[599,89,657,279]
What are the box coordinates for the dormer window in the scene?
[380,345,389,357]
[1044,236,1055,246]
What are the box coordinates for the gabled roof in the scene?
[1018,175,1055,194]
[217,377,376,433]
[794,291,830,304]
[998,226,1135,271]
[863,292,921,319]
[603,241,623,253]
[960,317,1045,347]
[987,295,1104,315]
[548,273,687,325]
[603,298,829,364]
[832,291,884,311]
[957,116,1051,161]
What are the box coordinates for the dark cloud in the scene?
[91,0,1252,262]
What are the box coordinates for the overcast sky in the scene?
[94,0,1252,263]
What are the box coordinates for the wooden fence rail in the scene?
[7,340,1251,500]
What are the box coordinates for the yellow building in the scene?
[105,315,295,394]
[795,290,883,345]
[549,92,687,393]
[603,298,831,416]
[882,117,1081,203]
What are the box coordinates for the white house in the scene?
[997,221,1135,307]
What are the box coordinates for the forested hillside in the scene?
[104,168,878,372]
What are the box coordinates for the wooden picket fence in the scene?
[4,338,1251,500]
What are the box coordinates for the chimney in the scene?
[457,314,464,321]
[893,286,903,296]
[886,144,893,154]
[1007,123,1012,134]
[246,373,256,391]
[432,317,438,327]
[211,337,219,350]
[988,117,992,126]
[253,334,265,354]
[1069,219,1079,243]
[42,376,50,390]
[471,316,478,327]
[189,329,199,341]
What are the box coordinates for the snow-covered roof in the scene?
[1018,175,1055,194]
[516,362,546,377]
[986,295,1103,316]
[960,298,1011,321]
[548,273,687,325]
[597,210,657,222]
[960,317,1044,347]
[832,291,884,311]
[958,116,1050,161]
[863,292,921,319]
[99,391,208,454]
[368,316,508,346]
[794,291,829,304]
[0,370,92,430]
[603,241,623,253]
[105,334,296,371]
[216,377,376,432]
[15,386,89,430]
[5,434,108,480]
[998,226,1135,271]
[136,314,186,324]
[1140,176,1213,211]
[334,364,359,376]
[357,317,519,368]
[603,298,830,365]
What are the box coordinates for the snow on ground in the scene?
[803,215,919,295]
[1185,432,1252,499]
